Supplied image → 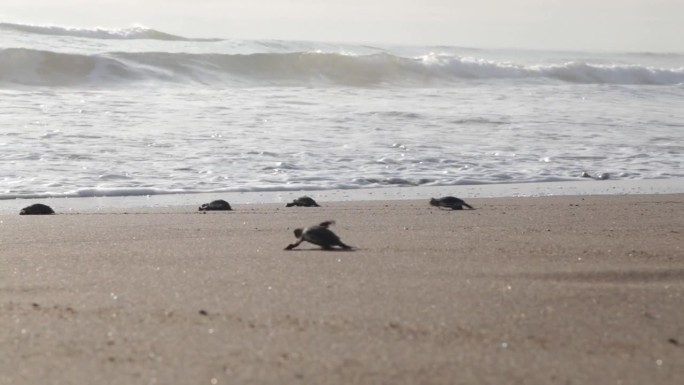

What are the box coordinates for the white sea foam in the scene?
[1,23,682,203]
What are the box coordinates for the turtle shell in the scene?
[286,196,319,207]
[430,196,473,210]
[198,199,232,211]
[286,221,352,250]
[20,203,55,215]
[301,225,342,248]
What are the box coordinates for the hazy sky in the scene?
[3,0,683,52]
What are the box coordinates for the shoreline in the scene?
[1,178,683,214]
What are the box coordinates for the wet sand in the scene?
[1,194,683,384]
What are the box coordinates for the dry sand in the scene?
[1,194,683,384]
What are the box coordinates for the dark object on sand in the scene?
[429,196,474,210]
[20,203,55,215]
[285,221,352,250]
[286,196,320,207]
[198,199,232,211]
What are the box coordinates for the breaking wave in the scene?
[2,22,683,87]
[0,22,219,41]
[1,48,683,87]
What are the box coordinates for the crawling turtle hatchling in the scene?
[429,196,474,210]
[286,196,320,207]
[20,203,55,215]
[198,199,232,211]
[285,221,352,250]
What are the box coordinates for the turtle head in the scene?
[429,198,439,206]
[293,228,303,238]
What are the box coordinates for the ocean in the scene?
[1,22,683,208]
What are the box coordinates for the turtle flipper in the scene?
[319,220,335,228]
[285,240,302,250]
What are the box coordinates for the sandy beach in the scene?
[1,193,683,384]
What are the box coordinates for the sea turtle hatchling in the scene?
[285,221,352,250]
[429,196,474,210]
[20,203,55,215]
[286,196,320,207]
[198,199,232,211]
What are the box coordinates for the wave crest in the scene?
[0,22,220,41]
[1,48,683,87]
